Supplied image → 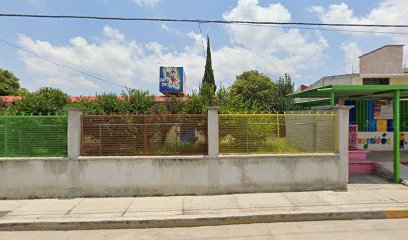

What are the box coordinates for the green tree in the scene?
[160,94,186,114]
[216,84,249,114]
[199,83,217,107]
[272,73,295,113]
[6,87,69,115]
[16,88,30,97]
[0,68,21,96]
[123,89,156,114]
[70,93,125,115]
[201,35,216,93]
[183,90,205,114]
[230,70,276,113]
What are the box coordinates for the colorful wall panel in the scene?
[346,99,408,132]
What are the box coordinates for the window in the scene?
[363,78,389,85]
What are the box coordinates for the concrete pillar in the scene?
[207,107,219,157]
[336,105,352,188]
[207,107,220,193]
[67,108,83,160]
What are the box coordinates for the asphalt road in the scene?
[0,219,407,240]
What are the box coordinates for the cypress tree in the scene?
[202,35,216,91]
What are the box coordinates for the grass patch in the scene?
[220,137,300,154]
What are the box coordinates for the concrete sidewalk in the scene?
[0,175,407,231]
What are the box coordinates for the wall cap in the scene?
[66,107,83,112]
[334,105,354,110]
[72,153,339,161]
[0,157,68,161]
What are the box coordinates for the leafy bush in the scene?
[0,68,20,96]
[124,89,156,114]
[4,87,69,115]
[0,71,297,115]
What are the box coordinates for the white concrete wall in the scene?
[0,154,344,199]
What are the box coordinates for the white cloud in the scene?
[17,28,205,95]
[160,24,184,37]
[341,42,363,74]
[309,3,362,24]
[310,0,408,25]
[17,0,330,95]
[103,26,125,42]
[307,6,324,15]
[160,24,171,32]
[220,0,329,77]
[133,0,160,8]
[311,0,408,68]
[310,1,408,30]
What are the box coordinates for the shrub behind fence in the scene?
[0,116,68,157]
[81,114,208,156]
[219,113,337,154]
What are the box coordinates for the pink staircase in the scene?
[348,125,373,174]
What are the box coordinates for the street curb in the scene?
[1,209,408,231]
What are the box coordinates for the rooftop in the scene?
[359,44,404,58]
[289,85,408,100]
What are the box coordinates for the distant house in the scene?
[292,45,408,151]
[0,96,22,103]
[306,45,408,90]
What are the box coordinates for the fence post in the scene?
[207,107,219,157]
[67,108,83,160]
[207,107,220,193]
[144,114,147,155]
[336,105,352,188]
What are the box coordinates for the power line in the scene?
[236,23,408,35]
[0,13,407,90]
[1,13,408,28]
[0,37,129,90]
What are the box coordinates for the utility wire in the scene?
[0,37,129,90]
[236,23,408,35]
[1,13,407,89]
[1,13,408,28]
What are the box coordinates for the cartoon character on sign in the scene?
[169,68,179,88]
[400,133,407,149]
[381,133,388,145]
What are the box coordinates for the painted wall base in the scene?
[0,154,345,199]
[349,160,375,174]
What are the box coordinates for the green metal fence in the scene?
[219,113,337,154]
[0,116,67,157]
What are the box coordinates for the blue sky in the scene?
[0,0,407,96]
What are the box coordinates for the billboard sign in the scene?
[159,67,185,94]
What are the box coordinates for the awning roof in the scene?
[288,85,408,99]
[288,84,405,183]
